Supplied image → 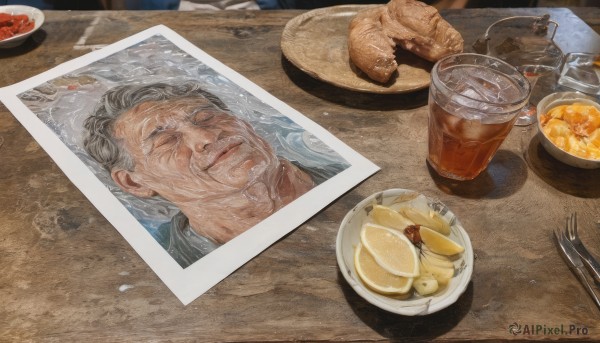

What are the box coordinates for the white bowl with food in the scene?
[536,92,600,169]
[336,188,474,316]
[0,5,44,49]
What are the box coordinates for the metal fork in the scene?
[565,212,600,285]
[554,228,600,310]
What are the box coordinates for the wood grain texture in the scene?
[1,7,600,342]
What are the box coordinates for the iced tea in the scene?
[427,54,531,180]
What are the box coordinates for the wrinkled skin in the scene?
[111,97,315,244]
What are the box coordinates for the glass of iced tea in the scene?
[427,53,531,181]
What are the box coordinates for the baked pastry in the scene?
[347,6,397,83]
[348,0,464,83]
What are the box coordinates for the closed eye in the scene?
[153,132,179,149]
[190,109,216,125]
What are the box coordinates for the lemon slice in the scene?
[354,243,413,294]
[360,223,420,277]
[370,205,414,230]
[420,226,464,256]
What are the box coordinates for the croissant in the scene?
[348,0,464,83]
[347,6,397,84]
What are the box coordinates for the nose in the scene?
[182,125,220,153]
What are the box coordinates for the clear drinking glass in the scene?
[428,53,531,181]
[479,15,564,126]
[558,52,600,95]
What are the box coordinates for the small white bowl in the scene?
[0,5,44,49]
[536,92,600,169]
[336,188,474,316]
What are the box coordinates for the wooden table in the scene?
[1,7,600,342]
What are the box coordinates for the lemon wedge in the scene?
[421,246,455,269]
[420,258,454,285]
[419,226,464,256]
[360,223,420,277]
[398,207,451,236]
[370,205,414,231]
[354,243,413,294]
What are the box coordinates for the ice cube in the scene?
[462,70,505,103]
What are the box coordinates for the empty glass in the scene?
[475,15,564,126]
[558,52,600,95]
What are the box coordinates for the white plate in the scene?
[336,188,473,316]
[0,5,44,49]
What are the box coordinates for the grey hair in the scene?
[83,81,228,172]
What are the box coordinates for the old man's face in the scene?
[111,96,279,203]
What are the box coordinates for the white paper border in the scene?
[0,25,379,305]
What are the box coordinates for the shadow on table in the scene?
[281,57,429,111]
[526,134,600,198]
[428,150,528,199]
[0,30,47,59]
[338,269,474,340]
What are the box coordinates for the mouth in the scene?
[203,138,244,170]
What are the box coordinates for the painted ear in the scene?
[111,169,157,198]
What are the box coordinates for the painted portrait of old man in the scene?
[82,81,346,267]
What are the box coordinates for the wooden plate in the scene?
[281,5,432,94]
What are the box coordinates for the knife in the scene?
[571,243,600,286]
[566,218,600,286]
[554,229,600,310]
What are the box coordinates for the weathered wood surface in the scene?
[1,7,600,342]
